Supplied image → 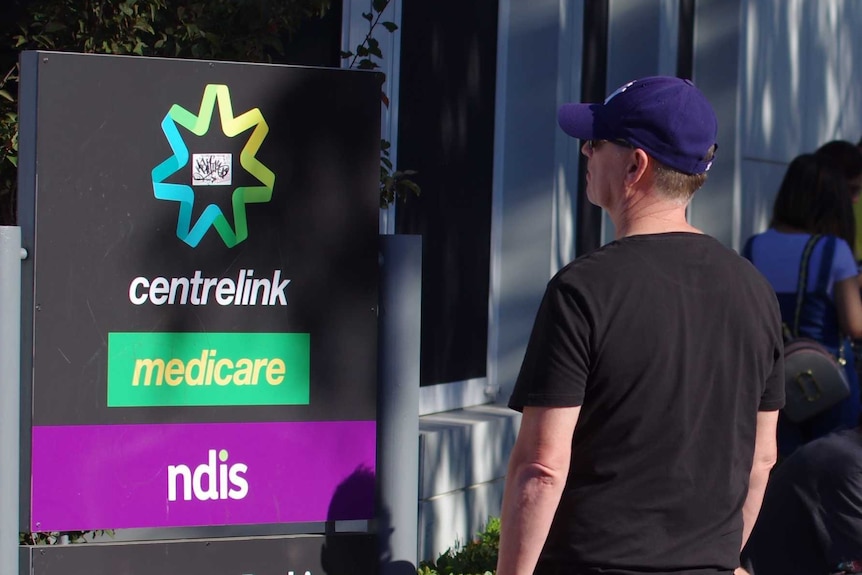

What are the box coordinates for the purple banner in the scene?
[31,421,376,531]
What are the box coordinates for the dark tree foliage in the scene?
[0,0,333,225]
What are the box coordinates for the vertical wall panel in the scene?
[493,0,567,403]
[689,0,744,248]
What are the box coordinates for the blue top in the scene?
[746,229,856,293]
[745,229,857,350]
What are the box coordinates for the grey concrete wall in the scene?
[492,0,573,407]
[739,0,862,244]
[417,405,520,560]
[688,0,744,248]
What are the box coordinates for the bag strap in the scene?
[815,235,837,293]
[791,234,823,338]
[741,236,755,262]
[791,234,848,365]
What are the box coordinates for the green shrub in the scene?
[418,517,499,575]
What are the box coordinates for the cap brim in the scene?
[558,103,603,139]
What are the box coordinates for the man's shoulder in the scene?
[551,232,776,303]
[555,232,752,276]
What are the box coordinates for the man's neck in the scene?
[611,197,701,239]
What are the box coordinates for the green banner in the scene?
[108,332,310,407]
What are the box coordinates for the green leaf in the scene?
[372,0,389,14]
[134,21,155,35]
[340,50,354,59]
[43,21,67,33]
[361,11,373,22]
[398,180,421,195]
[382,21,398,33]
[0,91,13,103]
[7,156,17,168]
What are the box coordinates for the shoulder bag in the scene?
[781,234,851,423]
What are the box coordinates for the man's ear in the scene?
[625,148,650,185]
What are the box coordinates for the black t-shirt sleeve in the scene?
[509,277,591,411]
[759,292,785,411]
[759,344,784,411]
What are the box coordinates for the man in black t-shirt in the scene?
[496,76,784,575]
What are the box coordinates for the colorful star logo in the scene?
[151,84,275,248]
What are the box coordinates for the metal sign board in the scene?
[18,51,381,531]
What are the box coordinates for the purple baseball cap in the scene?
[558,76,718,175]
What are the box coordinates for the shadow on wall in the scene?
[741,1,862,157]
[736,1,862,244]
[323,465,416,575]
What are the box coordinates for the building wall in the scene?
[738,0,862,245]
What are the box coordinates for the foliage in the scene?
[341,0,419,208]
[0,64,18,225]
[0,0,332,225]
[20,529,113,545]
[13,0,330,60]
[417,517,500,575]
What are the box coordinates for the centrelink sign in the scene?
[19,51,381,531]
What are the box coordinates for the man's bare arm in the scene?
[740,410,779,549]
[496,405,581,575]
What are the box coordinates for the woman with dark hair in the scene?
[743,153,862,457]
[816,140,862,194]
[816,140,862,256]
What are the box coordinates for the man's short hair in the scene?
[653,145,717,203]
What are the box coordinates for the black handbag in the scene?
[781,234,851,423]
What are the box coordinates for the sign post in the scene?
[0,226,23,575]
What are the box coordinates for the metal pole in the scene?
[0,226,23,575]
[378,235,422,574]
